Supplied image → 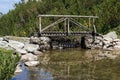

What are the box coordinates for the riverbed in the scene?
[11,48,120,80]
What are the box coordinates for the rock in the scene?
[30,36,40,44]
[25,61,39,67]
[113,39,120,42]
[103,37,113,42]
[0,37,3,41]
[24,44,39,53]
[39,44,50,51]
[114,45,120,49]
[39,37,50,43]
[106,54,117,59]
[8,40,24,49]
[103,40,110,45]
[33,50,43,56]
[98,53,107,57]
[15,64,22,73]
[103,31,117,40]
[3,36,9,42]
[15,48,27,55]
[0,41,8,47]
[21,53,38,61]
[0,41,13,50]
[103,47,113,51]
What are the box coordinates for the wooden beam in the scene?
[69,18,89,31]
[41,18,67,32]
[38,15,98,18]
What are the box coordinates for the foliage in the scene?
[0,0,120,36]
[0,48,19,80]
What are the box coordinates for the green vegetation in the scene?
[0,0,120,36]
[0,48,19,80]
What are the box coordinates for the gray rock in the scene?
[15,64,22,73]
[0,37,3,41]
[21,53,38,61]
[103,31,117,40]
[25,61,39,67]
[0,41,13,50]
[39,37,50,43]
[33,50,43,56]
[0,41,8,47]
[114,45,120,49]
[24,44,39,52]
[39,44,50,51]
[8,40,24,49]
[30,36,40,44]
[15,48,27,55]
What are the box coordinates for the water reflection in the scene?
[11,48,120,80]
[11,62,54,80]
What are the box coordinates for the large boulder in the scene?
[8,40,24,49]
[21,53,38,61]
[24,44,39,53]
[103,31,117,40]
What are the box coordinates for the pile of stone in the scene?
[0,36,51,73]
[82,31,120,60]
[102,31,120,50]
[82,31,120,51]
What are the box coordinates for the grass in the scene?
[0,48,19,80]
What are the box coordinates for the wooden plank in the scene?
[38,15,98,18]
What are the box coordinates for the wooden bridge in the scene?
[38,15,98,36]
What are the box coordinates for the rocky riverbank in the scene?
[1,31,120,77]
[82,31,120,50]
[0,36,51,75]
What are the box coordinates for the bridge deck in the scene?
[40,32,91,36]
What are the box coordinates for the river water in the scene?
[11,48,120,80]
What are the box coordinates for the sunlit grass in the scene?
[0,48,19,80]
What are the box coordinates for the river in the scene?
[11,48,120,80]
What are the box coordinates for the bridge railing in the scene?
[38,15,98,36]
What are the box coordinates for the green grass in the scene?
[0,48,19,80]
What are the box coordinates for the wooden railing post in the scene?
[39,17,42,33]
[67,18,70,35]
[64,19,66,33]
[88,17,91,30]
